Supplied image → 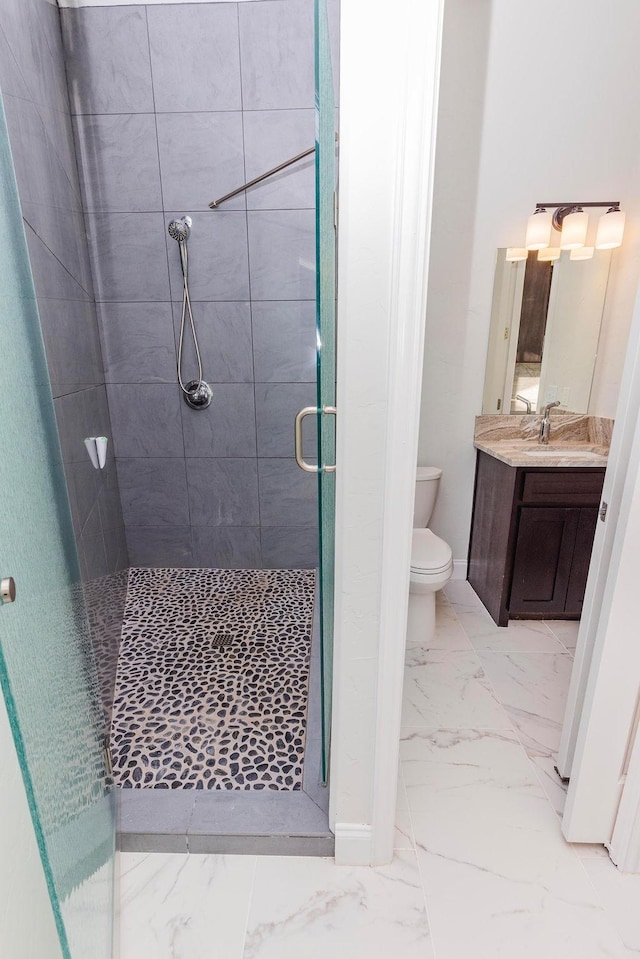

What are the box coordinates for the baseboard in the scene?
[452,559,468,580]
[334,823,373,865]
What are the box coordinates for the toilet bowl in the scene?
[407,468,453,644]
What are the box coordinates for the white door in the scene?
[560,284,640,855]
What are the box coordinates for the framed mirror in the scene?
[483,248,612,414]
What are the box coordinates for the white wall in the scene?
[419,0,640,560]
[330,0,443,864]
[0,695,63,959]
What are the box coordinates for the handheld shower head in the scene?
[168,216,192,242]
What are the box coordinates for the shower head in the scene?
[168,216,192,243]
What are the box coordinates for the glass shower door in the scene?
[315,0,337,783]
[0,98,115,958]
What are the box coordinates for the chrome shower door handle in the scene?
[294,407,318,473]
[322,406,337,473]
[1,577,16,604]
[294,406,337,473]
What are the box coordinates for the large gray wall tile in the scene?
[258,459,318,527]
[191,527,262,569]
[100,303,176,384]
[255,383,317,458]
[107,384,184,457]
[181,384,257,458]
[24,225,90,302]
[118,458,190,527]
[187,459,259,527]
[87,213,171,302]
[147,4,241,112]
[248,210,316,300]
[172,301,253,384]
[261,527,319,569]
[126,526,193,568]
[0,24,31,100]
[3,92,83,215]
[243,110,315,210]
[74,114,162,213]
[61,6,154,114]
[166,212,249,302]
[252,301,317,383]
[239,0,315,110]
[157,112,245,213]
[39,298,104,396]
[55,0,322,570]
[23,204,93,296]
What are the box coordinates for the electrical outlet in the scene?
[546,384,558,402]
[561,386,570,406]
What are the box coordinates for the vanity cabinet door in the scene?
[509,507,580,615]
[564,507,599,614]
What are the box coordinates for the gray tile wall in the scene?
[0,0,128,582]
[61,0,321,569]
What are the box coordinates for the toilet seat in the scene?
[410,528,452,575]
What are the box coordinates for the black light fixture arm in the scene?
[534,201,621,231]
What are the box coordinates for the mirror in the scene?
[482,248,612,414]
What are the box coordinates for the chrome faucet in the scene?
[539,400,561,444]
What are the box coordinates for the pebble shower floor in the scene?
[109,568,315,790]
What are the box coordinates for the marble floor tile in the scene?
[443,578,486,610]
[528,753,569,819]
[571,842,612,860]
[242,850,434,959]
[119,852,256,959]
[403,730,629,959]
[402,650,511,729]
[458,607,567,653]
[405,600,473,651]
[477,651,574,760]
[583,859,640,953]
[545,619,581,652]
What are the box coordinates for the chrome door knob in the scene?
[1,577,16,604]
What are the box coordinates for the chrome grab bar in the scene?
[209,146,316,209]
[294,407,318,473]
[294,406,337,473]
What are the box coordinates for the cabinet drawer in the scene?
[521,470,604,506]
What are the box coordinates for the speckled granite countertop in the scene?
[474,414,612,468]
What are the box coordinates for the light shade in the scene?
[570,246,594,261]
[506,247,528,262]
[560,210,588,249]
[538,247,561,262]
[596,209,626,249]
[526,210,552,250]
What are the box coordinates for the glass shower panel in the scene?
[315,0,337,783]
[0,98,114,958]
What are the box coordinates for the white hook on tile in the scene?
[84,436,108,470]
[95,436,108,469]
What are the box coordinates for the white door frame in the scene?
[561,281,640,857]
[329,0,444,866]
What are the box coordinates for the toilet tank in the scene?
[414,467,442,527]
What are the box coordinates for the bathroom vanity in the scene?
[468,415,611,626]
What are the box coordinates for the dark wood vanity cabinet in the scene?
[468,451,605,626]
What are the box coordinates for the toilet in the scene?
[407,467,454,644]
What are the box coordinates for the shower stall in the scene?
[0,0,337,955]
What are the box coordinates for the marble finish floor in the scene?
[119,582,640,958]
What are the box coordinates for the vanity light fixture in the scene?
[596,207,626,249]
[570,246,595,261]
[525,208,553,250]
[522,202,625,253]
[538,247,561,262]
[506,247,528,262]
[560,208,589,250]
